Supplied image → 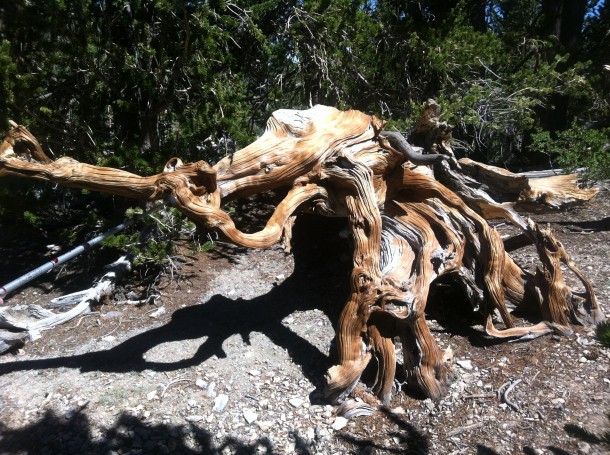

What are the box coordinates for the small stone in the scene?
[332,416,348,431]
[195,378,207,389]
[64,406,78,420]
[185,415,203,422]
[149,306,166,318]
[423,399,435,411]
[257,421,273,432]
[456,359,473,370]
[213,394,229,412]
[577,441,591,453]
[146,391,157,401]
[102,336,116,343]
[248,369,261,376]
[315,426,331,441]
[207,382,216,397]
[289,398,304,408]
[305,427,315,441]
[243,409,258,424]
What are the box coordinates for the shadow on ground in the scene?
[0,409,283,454]
[0,407,433,454]
[0,216,351,390]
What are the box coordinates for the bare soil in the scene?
[1,186,609,455]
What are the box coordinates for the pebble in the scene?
[149,306,166,318]
[243,409,257,424]
[315,426,331,441]
[257,420,273,432]
[207,382,217,397]
[423,399,435,411]
[64,406,78,420]
[456,359,473,370]
[195,378,207,389]
[288,398,304,408]
[332,416,348,431]
[185,415,203,422]
[146,391,157,401]
[213,394,229,412]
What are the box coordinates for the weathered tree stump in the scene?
[0,102,603,406]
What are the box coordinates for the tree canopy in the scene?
[0,0,608,218]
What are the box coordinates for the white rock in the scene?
[195,378,207,389]
[243,409,258,424]
[257,420,273,432]
[289,398,305,408]
[146,391,158,401]
[315,426,331,441]
[423,398,435,411]
[213,394,229,412]
[456,359,473,370]
[248,369,261,376]
[185,415,203,422]
[149,306,166,318]
[102,336,116,343]
[207,382,216,397]
[332,416,348,431]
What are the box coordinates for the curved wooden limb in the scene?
[529,221,604,325]
[484,314,569,340]
[1,125,219,203]
[320,154,384,403]
[398,316,448,400]
[378,131,448,165]
[458,158,599,208]
[367,311,398,404]
[171,181,329,249]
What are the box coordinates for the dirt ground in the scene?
[0,184,609,455]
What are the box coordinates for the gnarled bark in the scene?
[0,103,603,406]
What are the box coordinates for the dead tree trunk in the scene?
[0,103,603,405]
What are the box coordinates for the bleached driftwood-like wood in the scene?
[0,256,131,339]
[458,158,598,207]
[0,103,603,407]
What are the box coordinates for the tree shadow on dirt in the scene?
[0,216,351,393]
[0,408,314,454]
[336,407,430,454]
[553,216,610,232]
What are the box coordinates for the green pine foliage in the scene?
[0,0,609,225]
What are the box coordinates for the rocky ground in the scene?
[1,185,609,455]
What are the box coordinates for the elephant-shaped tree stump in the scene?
[0,101,603,409]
